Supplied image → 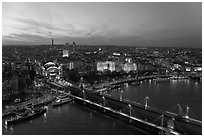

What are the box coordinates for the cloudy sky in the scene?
[2,2,202,47]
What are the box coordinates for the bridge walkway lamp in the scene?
[102,96,105,107]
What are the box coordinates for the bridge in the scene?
[47,79,202,135]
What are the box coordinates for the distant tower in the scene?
[73,42,76,53]
[52,38,54,45]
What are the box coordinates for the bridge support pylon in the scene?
[120,90,123,101]
[144,96,149,109]
[184,105,190,119]
[128,104,132,117]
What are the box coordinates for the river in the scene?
[2,79,202,135]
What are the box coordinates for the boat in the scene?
[2,111,16,118]
[3,107,27,119]
[5,106,47,125]
[57,93,69,98]
[52,97,74,107]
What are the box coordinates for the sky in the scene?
[2,2,202,47]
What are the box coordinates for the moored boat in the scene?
[52,97,74,107]
[2,111,16,118]
[5,106,47,125]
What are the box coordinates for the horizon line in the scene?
[2,44,202,49]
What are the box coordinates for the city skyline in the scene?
[2,2,202,48]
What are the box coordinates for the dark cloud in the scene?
[2,2,202,48]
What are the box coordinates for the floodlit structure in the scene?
[97,61,116,72]
[43,62,63,80]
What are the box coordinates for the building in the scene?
[63,50,70,57]
[73,42,76,53]
[43,62,63,80]
[97,61,116,72]
[194,66,202,72]
[122,63,137,73]
[68,62,74,70]
[97,61,139,73]
[185,66,191,72]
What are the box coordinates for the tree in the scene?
[86,70,98,85]
[68,69,80,83]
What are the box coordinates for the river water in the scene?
[2,79,202,135]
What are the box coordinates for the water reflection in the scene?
[2,80,201,135]
[115,79,201,120]
[29,120,33,124]
[195,81,198,86]
[44,112,47,118]
[4,121,8,129]
[57,106,62,113]
[112,122,116,128]
[89,112,93,120]
[10,126,13,134]
[43,112,47,123]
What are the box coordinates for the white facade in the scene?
[63,50,69,57]
[122,63,137,73]
[97,61,116,72]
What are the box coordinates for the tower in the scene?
[73,42,76,53]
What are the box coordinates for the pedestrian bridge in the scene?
[47,80,202,135]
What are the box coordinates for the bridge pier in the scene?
[120,90,123,101]
[184,105,190,119]
[144,96,149,109]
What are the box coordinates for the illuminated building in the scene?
[43,62,63,80]
[125,58,132,63]
[113,52,120,56]
[185,67,191,72]
[122,63,137,73]
[194,66,202,72]
[97,61,138,73]
[97,61,116,72]
[68,62,74,70]
[63,50,70,57]
[174,64,181,69]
